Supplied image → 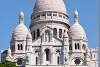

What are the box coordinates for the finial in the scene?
[74,9,79,23]
[19,9,24,24]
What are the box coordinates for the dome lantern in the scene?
[19,10,24,24]
[13,10,31,37]
[71,10,87,40]
[74,9,79,23]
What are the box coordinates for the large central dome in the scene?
[33,0,67,14]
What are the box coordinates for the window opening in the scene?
[45,49,50,61]
[53,28,57,37]
[36,57,38,65]
[37,29,40,38]
[59,29,62,38]
[57,56,60,64]
[33,31,35,40]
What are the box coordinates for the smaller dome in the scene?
[14,23,30,36]
[71,23,86,39]
[13,10,30,36]
[71,10,87,39]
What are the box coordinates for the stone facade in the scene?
[1,0,97,67]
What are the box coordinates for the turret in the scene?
[71,9,88,53]
[74,9,78,22]
[10,10,32,66]
[19,10,24,24]
[11,10,30,54]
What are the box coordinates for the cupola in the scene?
[71,10,87,39]
[13,10,30,36]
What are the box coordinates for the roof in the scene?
[13,10,32,38]
[33,0,67,14]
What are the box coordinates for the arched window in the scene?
[69,44,72,50]
[64,30,66,33]
[18,44,20,50]
[45,49,50,61]
[18,44,23,50]
[37,29,40,38]
[36,57,38,65]
[84,53,86,56]
[33,31,35,40]
[21,44,23,50]
[57,56,60,64]
[59,29,62,38]
[77,43,80,49]
[75,43,77,49]
[53,28,57,37]
[75,43,80,49]
[45,30,51,42]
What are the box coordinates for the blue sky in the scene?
[0,0,99,51]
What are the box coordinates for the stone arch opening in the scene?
[37,29,40,38]
[45,48,50,61]
[53,28,57,37]
[18,44,23,50]
[57,56,60,64]
[59,29,62,38]
[75,43,80,49]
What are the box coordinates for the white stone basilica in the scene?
[1,0,97,67]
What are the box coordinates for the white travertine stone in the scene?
[1,0,97,67]
[34,0,67,14]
